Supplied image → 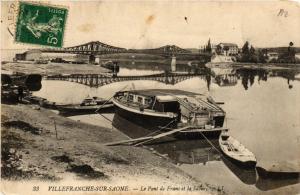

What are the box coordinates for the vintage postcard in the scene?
[1,1,300,195]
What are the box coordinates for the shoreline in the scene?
[2,60,300,77]
[206,62,300,70]
[1,103,226,194]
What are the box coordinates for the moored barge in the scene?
[112,89,226,137]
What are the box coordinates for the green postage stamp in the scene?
[15,2,68,47]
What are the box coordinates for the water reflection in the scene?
[221,156,257,185]
[112,111,300,192]
[119,61,200,73]
[113,113,221,165]
[256,176,300,191]
[211,67,300,90]
[118,65,300,91]
[154,139,221,165]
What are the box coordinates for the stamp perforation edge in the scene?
[12,1,70,49]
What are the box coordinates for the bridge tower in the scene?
[171,55,176,72]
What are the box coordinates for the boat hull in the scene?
[115,104,222,139]
[58,104,114,116]
[114,104,177,131]
[221,151,257,169]
[175,129,222,139]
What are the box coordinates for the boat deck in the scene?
[129,89,204,96]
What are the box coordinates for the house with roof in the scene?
[15,49,89,64]
[15,49,42,61]
[266,52,279,62]
[216,43,239,56]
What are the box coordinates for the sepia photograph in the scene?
[1,1,300,194]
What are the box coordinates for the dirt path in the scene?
[1,103,226,194]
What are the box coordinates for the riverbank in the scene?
[4,61,300,77]
[1,59,201,76]
[1,103,226,195]
[1,62,111,75]
[206,62,300,70]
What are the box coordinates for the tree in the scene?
[288,41,295,57]
[240,41,250,62]
[249,46,258,62]
[279,41,296,63]
[258,50,266,63]
[206,38,212,53]
[250,46,255,54]
[242,41,250,55]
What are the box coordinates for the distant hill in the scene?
[185,48,199,54]
[257,47,300,53]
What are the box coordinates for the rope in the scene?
[199,131,223,155]
[94,86,127,114]
[97,113,113,123]
[133,126,190,147]
[143,118,177,137]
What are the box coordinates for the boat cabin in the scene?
[81,98,97,106]
[114,89,225,128]
[80,96,105,106]
[121,91,180,113]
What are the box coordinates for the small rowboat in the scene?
[219,131,256,168]
[57,97,114,116]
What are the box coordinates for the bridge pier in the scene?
[171,56,176,72]
[84,75,88,85]
[89,55,96,64]
[89,75,93,87]
[95,57,100,64]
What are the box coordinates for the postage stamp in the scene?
[15,2,68,47]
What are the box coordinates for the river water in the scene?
[34,63,300,194]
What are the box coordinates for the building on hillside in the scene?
[15,50,43,61]
[216,43,239,56]
[211,44,217,54]
[15,53,26,61]
[266,52,279,62]
[15,50,89,64]
[42,53,89,64]
[211,55,235,63]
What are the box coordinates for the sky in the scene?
[1,0,300,52]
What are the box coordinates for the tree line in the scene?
[237,41,297,63]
